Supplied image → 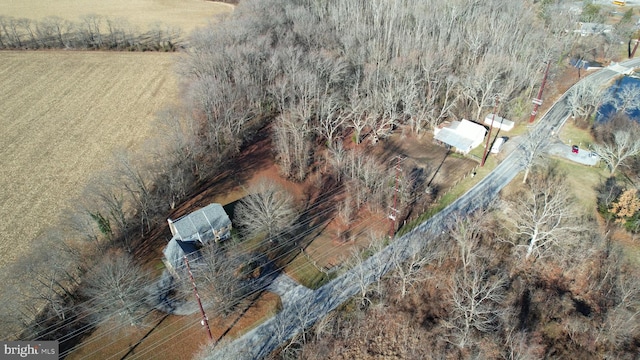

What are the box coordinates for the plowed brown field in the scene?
[0,51,178,271]
[0,0,233,33]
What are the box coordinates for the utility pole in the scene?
[631,35,640,58]
[388,156,404,237]
[184,256,213,341]
[529,61,551,123]
[481,96,500,167]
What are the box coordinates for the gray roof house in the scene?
[162,203,232,277]
[168,203,232,244]
[162,238,200,275]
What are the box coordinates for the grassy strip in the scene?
[285,254,336,290]
[397,157,495,237]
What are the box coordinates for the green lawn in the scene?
[284,253,334,290]
[553,160,608,213]
[557,121,595,149]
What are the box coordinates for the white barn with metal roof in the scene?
[483,114,514,132]
[434,119,487,155]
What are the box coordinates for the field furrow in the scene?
[0,51,179,273]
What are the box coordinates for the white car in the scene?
[490,137,506,154]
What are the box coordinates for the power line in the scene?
[34,156,428,359]
[73,218,378,360]
[68,179,405,359]
[78,183,432,360]
[21,181,349,342]
[57,183,354,357]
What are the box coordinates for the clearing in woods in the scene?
[0,0,234,34]
[0,51,179,276]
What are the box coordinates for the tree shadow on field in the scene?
[180,129,274,212]
[133,125,274,270]
[250,174,342,285]
[427,147,451,188]
[120,313,170,360]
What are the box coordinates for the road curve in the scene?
[205,58,640,360]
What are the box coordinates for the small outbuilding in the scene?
[434,119,487,155]
[483,114,514,132]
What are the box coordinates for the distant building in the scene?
[162,203,232,277]
[576,22,613,36]
[483,114,514,132]
[569,58,603,71]
[434,119,487,155]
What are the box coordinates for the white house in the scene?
[483,114,514,132]
[434,119,487,155]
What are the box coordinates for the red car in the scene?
[572,145,579,154]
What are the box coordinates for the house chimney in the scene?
[167,218,176,237]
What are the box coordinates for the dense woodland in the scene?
[1,0,640,359]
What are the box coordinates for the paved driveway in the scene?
[547,141,599,166]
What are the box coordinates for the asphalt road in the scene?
[205,58,640,360]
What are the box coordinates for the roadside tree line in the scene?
[265,165,640,360]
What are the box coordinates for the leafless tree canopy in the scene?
[0,14,180,50]
[179,0,567,180]
[81,252,152,327]
[592,113,640,175]
[234,179,299,241]
[178,244,256,318]
[505,165,582,260]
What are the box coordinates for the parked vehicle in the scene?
[491,137,507,154]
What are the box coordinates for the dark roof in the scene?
[162,238,201,270]
[171,203,231,243]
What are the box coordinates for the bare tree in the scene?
[506,165,581,260]
[273,109,313,181]
[81,252,152,327]
[113,151,154,238]
[519,129,548,184]
[182,243,254,317]
[314,93,346,147]
[291,298,315,344]
[460,55,510,121]
[16,252,69,322]
[234,178,299,241]
[346,246,375,308]
[389,241,432,299]
[611,82,640,115]
[418,74,459,133]
[447,212,490,272]
[565,80,610,121]
[446,260,507,349]
[502,328,544,360]
[592,128,640,176]
[345,82,370,145]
